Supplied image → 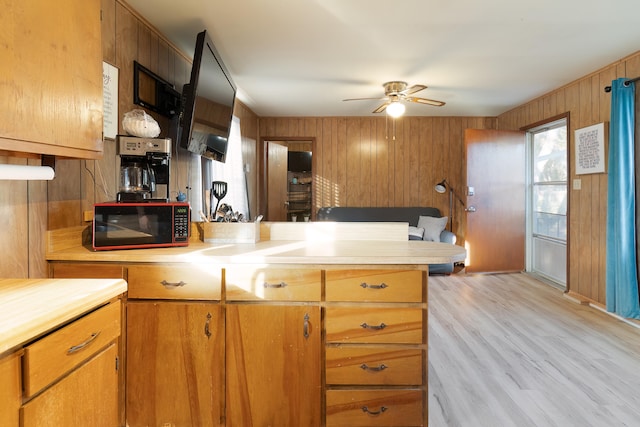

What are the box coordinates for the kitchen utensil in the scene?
[212,181,227,218]
[204,189,211,221]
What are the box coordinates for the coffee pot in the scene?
[119,162,155,197]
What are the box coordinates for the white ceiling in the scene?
[126,0,640,117]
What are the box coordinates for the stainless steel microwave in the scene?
[93,202,190,250]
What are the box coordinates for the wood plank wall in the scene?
[497,50,640,305]
[258,116,496,238]
[60,0,259,224]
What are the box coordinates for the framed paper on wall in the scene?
[575,122,606,175]
[103,61,119,140]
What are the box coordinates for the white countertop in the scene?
[47,239,466,266]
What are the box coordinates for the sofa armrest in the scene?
[439,229,457,245]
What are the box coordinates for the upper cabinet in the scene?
[0,0,103,159]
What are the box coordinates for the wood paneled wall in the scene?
[259,116,496,236]
[497,50,640,305]
[60,0,260,223]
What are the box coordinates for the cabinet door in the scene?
[0,0,103,158]
[226,304,321,426]
[126,302,224,427]
[0,351,21,426]
[21,344,118,427]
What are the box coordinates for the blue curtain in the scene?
[606,77,640,318]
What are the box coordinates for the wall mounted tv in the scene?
[177,30,236,163]
[288,151,312,172]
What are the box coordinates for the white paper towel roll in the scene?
[0,164,55,180]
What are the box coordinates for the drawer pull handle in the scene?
[161,280,187,288]
[263,281,287,289]
[360,363,388,372]
[362,405,388,416]
[360,282,388,290]
[303,313,310,339]
[67,332,101,355]
[360,322,387,330]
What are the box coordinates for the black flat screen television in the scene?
[288,151,312,172]
[176,30,236,163]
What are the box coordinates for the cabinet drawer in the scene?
[128,265,222,300]
[325,307,423,344]
[23,301,121,397]
[225,267,321,301]
[326,347,423,385]
[50,263,125,279]
[326,389,423,426]
[326,269,423,302]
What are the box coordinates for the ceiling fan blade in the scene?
[406,96,445,107]
[401,84,427,96]
[343,97,387,102]
[372,101,390,113]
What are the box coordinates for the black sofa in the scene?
[316,206,458,274]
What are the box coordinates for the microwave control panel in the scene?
[173,204,190,242]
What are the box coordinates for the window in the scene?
[527,119,567,286]
[188,117,250,221]
[205,116,249,218]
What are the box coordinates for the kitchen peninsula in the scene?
[47,222,465,427]
[0,278,126,426]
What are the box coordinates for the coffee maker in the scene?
[117,136,171,202]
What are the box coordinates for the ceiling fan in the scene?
[343,81,445,116]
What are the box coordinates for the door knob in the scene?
[466,206,477,213]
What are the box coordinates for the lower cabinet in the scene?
[8,299,122,427]
[226,304,322,426]
[126,302,224,426]
[325,269,427,427]
[50,261,428,426]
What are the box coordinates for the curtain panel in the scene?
[606,78,640,319]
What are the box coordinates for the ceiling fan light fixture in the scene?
[386,101,405,118]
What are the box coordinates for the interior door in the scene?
[266,141,288,221]
[465,129,526,273]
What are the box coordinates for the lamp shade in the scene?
[434,179,447,193]
[386,101,405,118]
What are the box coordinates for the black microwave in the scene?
[93,202,190,250]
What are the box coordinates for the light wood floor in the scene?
[428,273,640,427]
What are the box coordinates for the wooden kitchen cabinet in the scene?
[20,299,122,427]
[325,269,427,426]
[126,302,224,426]
[47,238,441,426]
[226,304,322,427]
[0,351,21,426]
[0,0,103,158]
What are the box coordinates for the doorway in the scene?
[526,118,568,288]
[464,129,526,273]
[261,138,314,221]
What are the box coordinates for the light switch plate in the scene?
[573,179,581,190]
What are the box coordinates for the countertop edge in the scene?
[0,279,127,356]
